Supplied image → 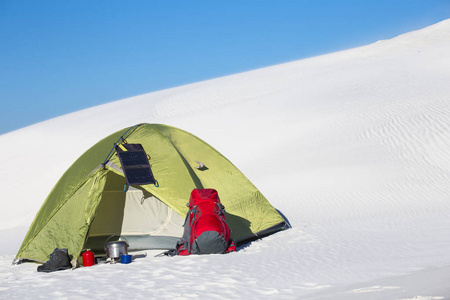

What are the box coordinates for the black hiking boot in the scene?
[37,248,71,273]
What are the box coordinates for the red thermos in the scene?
[82,249,95,267]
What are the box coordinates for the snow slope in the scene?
[1,19,450,299]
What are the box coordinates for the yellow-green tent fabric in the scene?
[15,124,287,266]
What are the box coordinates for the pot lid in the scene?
[107,240,128,246]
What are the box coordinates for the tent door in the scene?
[85,172,183,252]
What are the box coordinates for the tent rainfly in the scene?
[14,124,288,266]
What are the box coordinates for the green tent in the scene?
[14,124,287,266]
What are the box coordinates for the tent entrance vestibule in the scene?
[85,171,184,252]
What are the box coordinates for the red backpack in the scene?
[176,189,236,255]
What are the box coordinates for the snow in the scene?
[1,19,450,299]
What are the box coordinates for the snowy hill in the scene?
[1,19,450,299]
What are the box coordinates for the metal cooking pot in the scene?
[105,236,129,259]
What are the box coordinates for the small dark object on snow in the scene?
[37,248,71,273]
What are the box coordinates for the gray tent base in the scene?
[85,235,180,253]
[86,221,289,254]
[236,221,290,247]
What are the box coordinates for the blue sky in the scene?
[1,1,449,134]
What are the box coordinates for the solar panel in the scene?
[119,151,149,166]
[115,143,156,186]
[121,167,155,185]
